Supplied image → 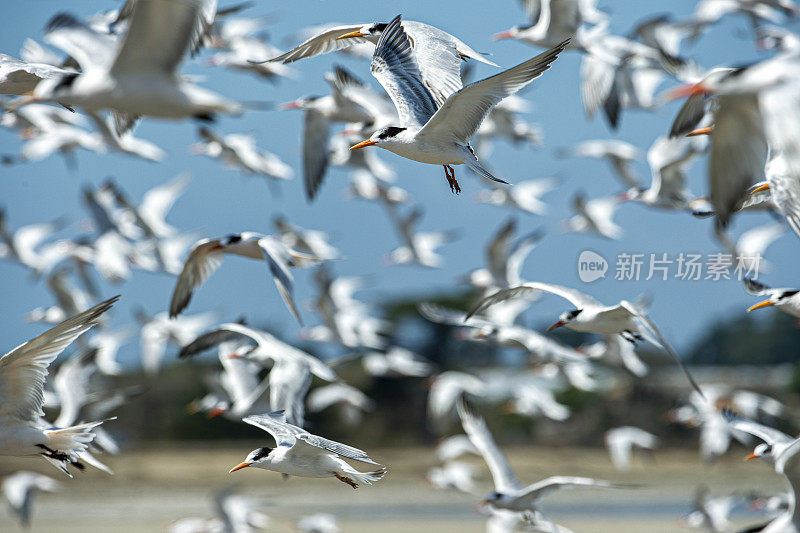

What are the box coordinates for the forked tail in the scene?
[41,419,107,476]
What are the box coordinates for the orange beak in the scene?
[206,407,225,418]
[337,30,366,40]
[750,183,770,194]
[747,299,775,312]
[350,139,378,150]
[664,82,711,102]
[228,353,243,359]
[493,30,514,41]
[686,126,713,137]
[229,461,252,472]
[745,453,758,461]
[546,320,565,332]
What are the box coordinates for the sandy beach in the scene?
[0,445,784,532]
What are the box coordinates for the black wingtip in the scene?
[44,12,85,33]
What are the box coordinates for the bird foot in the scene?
[443,165,461,195]
[335,473,359,489]
[621,331,643,344]
[36,444,84,470]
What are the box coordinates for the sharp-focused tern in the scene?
[349,15,569,194]
[229,411,386,488]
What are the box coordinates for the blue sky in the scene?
[1,0,798,367]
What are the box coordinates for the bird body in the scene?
[230,411,385,488]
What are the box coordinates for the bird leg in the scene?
[442,165,461,195]
[621,331,643,344]
[334,473,359,489]
[35,444,85,470]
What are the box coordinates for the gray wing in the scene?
[419,40,569,144]
[302,109,331,201]
[669,94,709,137]
[628,304,704,398]
[517,476,629,506]
[710,95,769,227]
[0,296,118,422]
[266,24,372,64]
[242,411,297,447]
[43,13,118,70]
[178,324,249,359]
[467,281,601,320]
[297,432,380,465]
[457,396,520,492]
[743,277,771,296]
[246,411,380,464]
[169,239,225,318]
[110,0,217,76]
[722,409,793,445]
[257,237,302,325]
[370,15,438,128]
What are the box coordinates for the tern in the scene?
[467,281,704,396]
[0,53,70,95]
[169,232,322,324]
[744,278,800,318]
[349,15,569,194]
[192,127,293,182]
[457,396,628,526]
[563,139,641,188]
[725,409,800,532]
[229,411,386,488]
[264,19,497,106]
[750,152,800,240]
[604,426,660,472]
[493,0,603,49]
[0,296,117,476]
[24,1,242,122]
[306,383,375,427]
[1,471,59,528]
[561,192,624,240]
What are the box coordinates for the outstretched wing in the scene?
[516,476,630,506]
[419,39,569,144]
[266,24,372,64]
[467,281,601,320]
[370,15,438,128]
[457,396,520,492]
[169,239,225,318]
[0,296,118,422]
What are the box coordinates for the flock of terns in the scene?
[1,0,800,531]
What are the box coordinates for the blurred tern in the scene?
[457,397,629,526]
[229,411,386,488]
[25,2,242,122]
[561,192,624,240]
[467,281,704,396]
[744,278,800,318]
[0,296,117,476]
[604,426,659,471]
[169,232,321,324]
[265,19,498,106]
[1,471,59,528]
[349,16,569,194]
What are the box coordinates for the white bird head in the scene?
[350,126,409,151]
[746,442,773,462]
[336,22,387,41]
[229,446,273,472]
[548,309,583,332]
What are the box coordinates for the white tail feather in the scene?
[342,465,387,486]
